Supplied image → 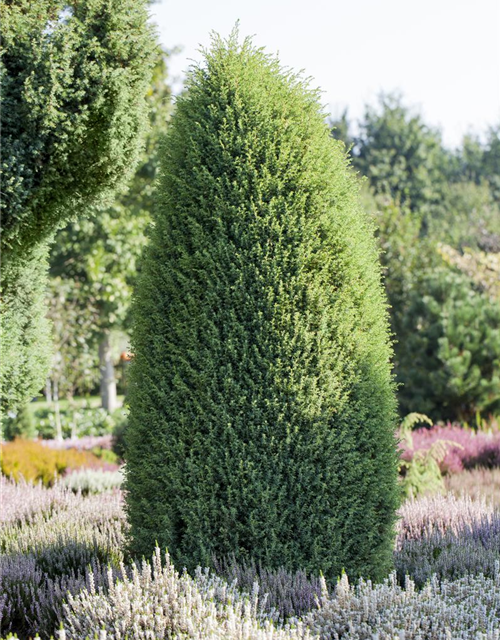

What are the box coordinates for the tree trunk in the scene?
[45,377,52,403]
[99,331,117,413]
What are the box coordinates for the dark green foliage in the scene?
[0,0,155,413]
[353,95,451,220]
[0,245,52,414]
[397,267,500,422]
[50,52,172,335]
[1,0,156,258]
[112,413,128,461]
[126,35,399,582]
[1,404,36,441]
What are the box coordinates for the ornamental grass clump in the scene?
[125,32,399,582]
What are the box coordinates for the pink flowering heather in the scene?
[40,435,114,451]
[401,424,500,473]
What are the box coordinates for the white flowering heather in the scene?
[61,469,123,495]
[446,468,500,507]
[0,487,125,558]
[305,569,500,639]
[0,480,126,638]
[62,548,313,640]
[395,493,500,586]
[397,493,495,540]
[2,484,500,638]
[0,476,74,524]
[40,435,113,451]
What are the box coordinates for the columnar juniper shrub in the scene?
[125,33,399,581]
[0,0,155,413]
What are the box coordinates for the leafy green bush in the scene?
[111,413,128,461]
[33,406,117,440]
[0,0,156,413]
[2,405,36,441]
[397,266,500,421]
[126,34,399,582]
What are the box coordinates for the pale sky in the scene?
[150,0,500,148]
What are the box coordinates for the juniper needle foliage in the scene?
[0,0,155,411]
[126,34,399,581]
[0,0,155,257]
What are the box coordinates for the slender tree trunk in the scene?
[99,331,117,413]
[45,377,52,403]
[53,380,63,442]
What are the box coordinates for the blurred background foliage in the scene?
[332,95,500,424]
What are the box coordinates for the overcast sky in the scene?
[150,0,500,148]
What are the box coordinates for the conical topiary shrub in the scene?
[125,33,400,582]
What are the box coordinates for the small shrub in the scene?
[34,407,117,440]
[111,412,128,461]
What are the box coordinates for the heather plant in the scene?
[0,439,107,486]
[395,494,500,586]
[212,556,322,620]
[304,569,500,639]
[446,467,500,507]
[41,435,114,452]
[126,32,399,582]
[2,481,500,639]
[401,424,500,474]
[61,469,123,495]
[0,479,125,638]
[61,548,313,640]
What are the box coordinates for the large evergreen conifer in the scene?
[0,0,155,412]
[126,34,399,581]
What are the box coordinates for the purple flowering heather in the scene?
[401,424,500,473]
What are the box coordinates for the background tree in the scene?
[45,278,100,440]
[125,35,399,582]
[50,53,172,411]
[336,100,500,422]
[0,0,155,414]
[353,95,451,221]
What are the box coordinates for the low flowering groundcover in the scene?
[401,424,500,473]
[1,479,500,639]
